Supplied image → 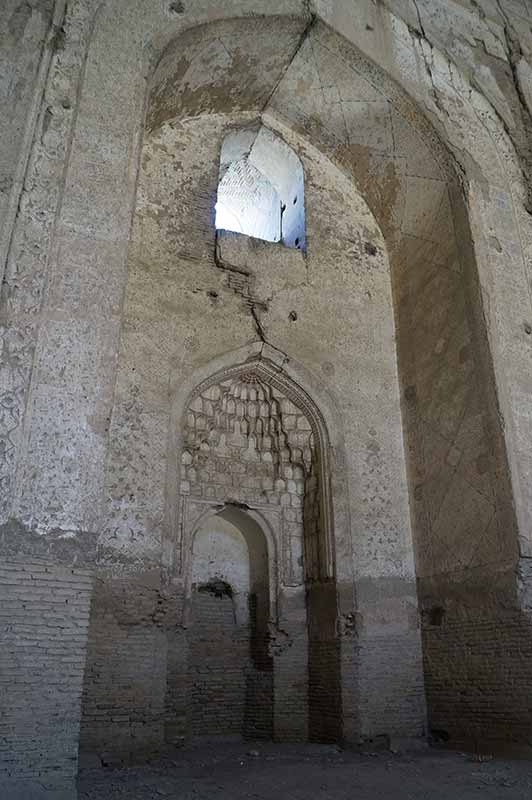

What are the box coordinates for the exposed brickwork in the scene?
[189,590,250,735]
[81,579,278,750]
[355,632,427,740]
[0,558,92,792]
[243,671,274,740]
[308,639,342,742]
[7,0,532,782]
[80,576,170,760]
[307,582,342,743]
[422,606,532,745]
[164,625,189,746]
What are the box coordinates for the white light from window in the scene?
[215,201,243,233]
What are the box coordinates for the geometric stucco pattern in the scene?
[181,370,324,585]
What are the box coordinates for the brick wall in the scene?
[81,579,278,753]
[355,631,427,740]
[245,592,274,740]
[243,671,273,739]
[165,625,190,745]
[189,590,250,736]
[80,572,430,755]
[307,582,342,742]
[80,574,169,761]
[0,558,92,798]
[188,588,275,740]
[422,605,532,746]
[308,639,342,742]
[272,619,309,741]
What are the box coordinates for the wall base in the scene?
[0,778,77,800]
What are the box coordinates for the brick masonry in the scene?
[0,558,92,799]
[79,575,169,761]
[189,591,256,737]
[3,0,532,789]
[422,599,532,746]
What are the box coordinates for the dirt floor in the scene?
[77,740,532,799]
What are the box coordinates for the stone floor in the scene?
[77,740,532,799]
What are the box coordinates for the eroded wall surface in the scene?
[79,76,423,752]
[0,0,54,271]
[187,515,273,740]
[0,0,532,793]
[0,559,92,799]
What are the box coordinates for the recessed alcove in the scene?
[189,509,272,738]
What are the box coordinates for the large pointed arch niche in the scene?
[101,13,429,749]
[144,12,521,748]
[82,10,498,759]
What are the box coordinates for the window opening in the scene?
[215,125,305,249]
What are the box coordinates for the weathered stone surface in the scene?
[1,0,532,791]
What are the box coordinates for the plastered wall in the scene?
[79,94,424,752]
[1,1,532,794]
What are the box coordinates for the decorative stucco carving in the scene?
[179,361,333,584]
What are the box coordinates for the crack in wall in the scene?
[410,1,449,123]
[214,237,271,343]
[494,0,532,214]
[260,12,316,114]
[214,238,250,277]
[411,0,426,39]
[410,0,532,214]
[250,304,266,342]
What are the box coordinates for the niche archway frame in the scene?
[171,353,339,592]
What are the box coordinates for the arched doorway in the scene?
[187,507,273,739]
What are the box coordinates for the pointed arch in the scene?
[175,356,336,587]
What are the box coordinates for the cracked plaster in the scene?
[2,0,532,787]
